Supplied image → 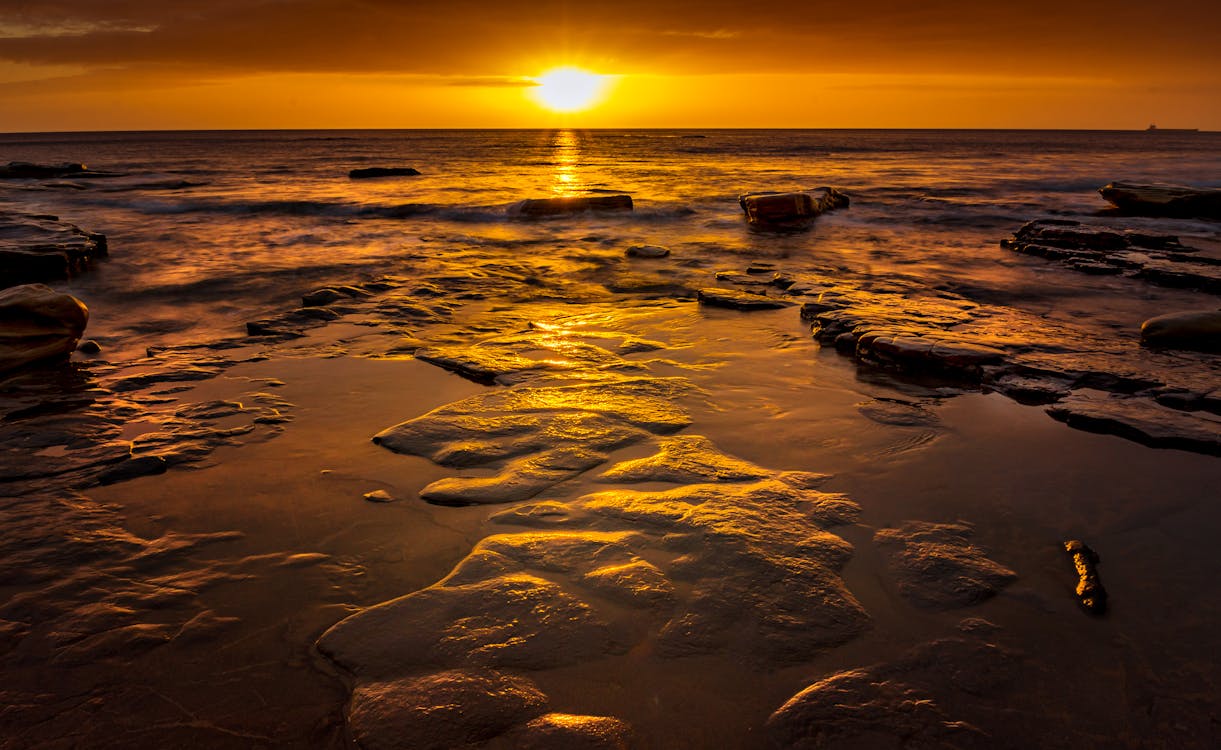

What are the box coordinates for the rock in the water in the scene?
[363,489,396,503]
[512,195,633,217]
[76,339,102,354]
[625,244,669,258]
[0,213,109,287]
[697,287,793,310]
[0,161,95,179]
[1099,181,1221,218]
[1001,220,1220,294]
[346,670,547,750]
[738,188,849,227]
[1047,392,1221,455]
[1140,310,1221,352]
[349,166,422,179]
[0,284,90,373]
[1063,540,1106,614]
[874,521,1017,609]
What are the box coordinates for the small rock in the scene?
[1064,540,1106,614]
[625,244,669,258]
[349,167,422,179]
[363,489,396,503]
[77,339,102,354]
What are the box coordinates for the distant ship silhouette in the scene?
[1146,124,1200,132]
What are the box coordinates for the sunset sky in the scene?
[1,0,1218,131]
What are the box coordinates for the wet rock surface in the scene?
[697,287,793,310]
[1064,540,1107,614]
[1141,310,1221,351]
[512,195,634,217]
[347,670,547,750]
[1001,220,1221,294]
[0,283,89,373]
[738,188,849,227]
[0,212,108,286]
[0,177,1217,748]
[874,522,1017,609]
[767,630,1023,750]
[1047,392,1221,455]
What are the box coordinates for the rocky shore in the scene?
[2,165,1218,747]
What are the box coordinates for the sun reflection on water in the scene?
[550,129,581,196]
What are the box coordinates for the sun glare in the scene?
[531,68,610,113]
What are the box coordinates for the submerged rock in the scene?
[318,573,623,675]
[624,244,670,258]
[767,633,1021,750]
[346,670,547,750]
[738,188,849,227]
[349,166,422,179]
[1140,310,1221,352]
[874,522,1017,610]
[1063,540,1106,614]
[512,195,633,217]
[0,284,89,373]
[1099,181,1221,218]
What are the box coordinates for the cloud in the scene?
[0,0,1217,81]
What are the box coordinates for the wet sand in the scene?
[5,290,1218,748]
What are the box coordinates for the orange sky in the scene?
[1,0,1218,131]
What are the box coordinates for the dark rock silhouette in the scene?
[349,167,422,179]
[1099,181,1221,218]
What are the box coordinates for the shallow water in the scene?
[1,130,1220,748]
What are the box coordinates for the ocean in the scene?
[2,128,1218,355]
[2,129,1220,748]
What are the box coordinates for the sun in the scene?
[531,68,610,113]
